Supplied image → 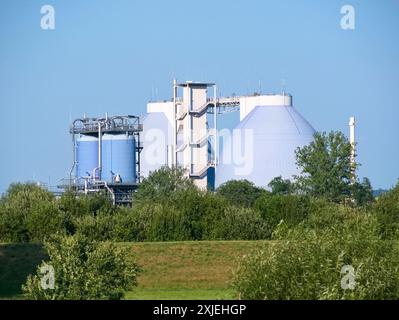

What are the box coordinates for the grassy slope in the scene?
[124,241,268,300]
[0,241,268,300]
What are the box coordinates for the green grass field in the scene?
[0,240,268,300]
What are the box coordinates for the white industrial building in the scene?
[140,80,320,190]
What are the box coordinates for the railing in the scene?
[189,161,215,178]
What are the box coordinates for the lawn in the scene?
[0,240,268,300]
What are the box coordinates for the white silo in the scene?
[216,94,316,188]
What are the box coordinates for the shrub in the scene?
[208,206,272,240]
[74,212,115,241]
[304,200,379,240]
[58,191,114,235]
[268,176,293,195]
[0,183,62,242]
[232,230,399,300]
[216,180,265,208]
[22,234,139,300]
[111,208,140,242]
[134,166,196,203]
[169,189,227,240]
[351,177,374,207]
[254,193,310,230]
[25,201,64,242]
[142,204,191,241]
[374,182,399,239]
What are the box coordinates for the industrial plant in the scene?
[65,80,355,205]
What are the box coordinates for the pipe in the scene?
[173,79,177,167]
[98,121,102,180]
[214,85,218,169]
[69,133,76,188]
[349,116,356,182]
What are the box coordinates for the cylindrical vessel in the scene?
[217,104,315,188]
[101,133,136,183]
[76,135,99,179]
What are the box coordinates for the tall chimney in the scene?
[349,116,356,181]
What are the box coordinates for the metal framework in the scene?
[173,81,219,188]
[61,114,143,206]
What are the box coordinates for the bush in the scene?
[374,182,399,239]
[299,198,379,239]
[216,180,265,208]
[268,176,293,195]
[25,201,64,242]
[111,208,141,242]
[232,230,399,299]
[0,183,63,242]
[134,166,196,203]
[74,212,115,241]
[208,206,272,240]
[169,189,227,240]
[58,191,114,235]
[254,193,310,230]
[140,204,191,242]
[22,234,139,300]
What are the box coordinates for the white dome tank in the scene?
[216,99,315,188]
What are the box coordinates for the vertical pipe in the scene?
[187,84,192,174]
[69,133,76,188]
[349,116,356,182]
[98,122,102,181]
[214,85,218,170]
[173,79,177,167]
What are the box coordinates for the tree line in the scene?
[1,131,398,299]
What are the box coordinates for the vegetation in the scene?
[22,234,139,300]
[216,179,265,207]
[134,166,195,203]
[374,182,399,239]
[254,193,310,230]
[232,236,399,300]
[268,176,293,195]
[0,241,266,300]
[0,130,397,300]
[295,131,355,203]
[232,203,399,299]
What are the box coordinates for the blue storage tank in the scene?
[216,104,315,188]
[76,135,98,179]
[101,134,136,183]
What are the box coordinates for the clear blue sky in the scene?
[0,0,398,193]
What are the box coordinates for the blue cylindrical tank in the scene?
[76,135,98,179]
[101,134,136,183]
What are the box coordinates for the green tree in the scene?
[0,183,63,242]
[268,176,292,195]
[216,180,265,207]
[295,131,356,203]
[351,177,374,207]
[134,166,196,203]
[22,234,139,300]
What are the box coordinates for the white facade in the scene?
[142,81,297,189]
